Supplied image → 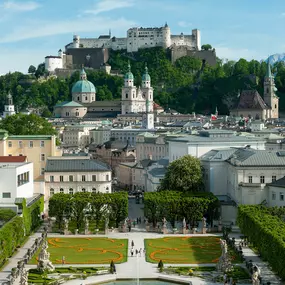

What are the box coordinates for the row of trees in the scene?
[144,191,219,228]
[237,205,285,279]
[1,47,285,115]
[48,192,128,230]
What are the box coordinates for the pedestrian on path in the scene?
[133,220,136,227]
[131,240,134,247]
[131,248,134,257]
[128,225,131,232]
[139,248,142,256]
[135,249,138,255]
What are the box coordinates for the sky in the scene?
[0,0,284,75]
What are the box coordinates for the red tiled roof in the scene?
[153,102,163,109]
[0,156,27,163]
[235,90,269,110]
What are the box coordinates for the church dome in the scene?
[124,62,134,80]
[142,65,151,81]
[72,68,96,93]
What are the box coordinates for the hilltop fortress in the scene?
[45,24,216,74]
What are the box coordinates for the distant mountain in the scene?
[265,53,285,65]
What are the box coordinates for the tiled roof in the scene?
[45,159,111,172]
[0,156,27,163]
[234,90,269,110]
[201,149,236,161]
[267,176,285,187]
[61,101,84,107]
[227,149,285,166]
[148,167,167,177]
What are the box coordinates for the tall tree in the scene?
[159,155,203,192]
[28,65,36,74]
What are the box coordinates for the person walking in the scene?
[131,240,134,247]
[131,248,134,257]
[139,248,142,256]
[135,249,138,256]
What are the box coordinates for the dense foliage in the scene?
[0,197,43,267]
[48,192,128,230]
[0,49,284,115]
[144,191,219,227]
[159,155,203,192]
[237,205,285,279]
[0,114,57,136]
[0,208,16,223]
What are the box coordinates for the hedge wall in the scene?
[237,205,285,279]
[0,196,44,267]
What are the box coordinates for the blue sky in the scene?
[0,0,284,74]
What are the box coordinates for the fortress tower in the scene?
[3,92,16,118]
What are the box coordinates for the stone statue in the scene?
[202,217,207,228]
[37,240,55,272]
[182,217,186,228]
[219,216,222,225]
[20,268,28,285]
[85,217,89,231]
[216,239,232,272]
[105,216,109,229]
[252,265,261,285]
[162,217,167,228]
[64,218,69,231]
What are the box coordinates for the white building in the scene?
[45,50,64,72]
[168,130,266,162]
[44,156,112,211]
[0,156,33,210]
[89,126,112,145]
[267,177,285,207]
[62,124,95,148]
[3,93,16,118]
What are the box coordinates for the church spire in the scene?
[80,65,87,80]
[265,59,273,79]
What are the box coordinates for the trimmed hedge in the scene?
[237,205,285,280]
[0,196,44,267]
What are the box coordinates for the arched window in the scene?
[82,188,86,192]
[125,93,128,99]
[85,96,88,100]
[92,188,96,193]
[77,96,80,101]
[60,188,64,194]
[69,188,73,195]
[50,188,54,196]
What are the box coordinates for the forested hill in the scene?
[0,47,285,115]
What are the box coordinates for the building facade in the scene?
[89,126,112,145]
[0,156,33,209]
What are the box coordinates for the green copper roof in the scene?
[61,101,84,107]
[124,61,134,80]
[142,64,151,81]
[265,60,273,78]
[72,68,96,93]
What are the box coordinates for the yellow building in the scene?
[0,130,62,181]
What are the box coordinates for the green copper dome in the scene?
[124,62,134,80]
[142,64,151,81]
[72,68,96,93]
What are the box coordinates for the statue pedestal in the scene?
[64,230,69,235]
[202,227,207,234]
[218,225,222,232]
[162,226,167,234]
[146,225,150,232]
[182,228,187,234]
[85,229,89,235]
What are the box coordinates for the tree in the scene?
[201,44,212,51]
[71,192,90,230]
[28,65,36,74]
[0,113,57,136]
[35,63,46,78]
[159,155,203,192]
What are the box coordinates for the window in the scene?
[69,175,73,182]
[92,175,96,182]
[248,176,252,183]
[260,176,265,184]
[280,192,284,201]
[69,188,73,195]
[82,175,86,182]
[272,176,277,182]
[125,93,128,99]
[106,187,109,193]
[60,188,64,194]
[41,168,45,175]
[19,141,23,148]
[17,172,29,186]
[92,188,96,193]
[2,192,11,198]
[8,141,12,148]
[50,176,54,182]
[75,112,79,116]
[50,188,55,196]
[40,141,45,147]
[272,192,276,200]
[82,188,86,192]
[106,175,109,181]
[29,141,33,148]
[41,154,45,161]
[60,176,64,182]
[66,112,70,117]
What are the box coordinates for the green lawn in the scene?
[145,236,222,264]
[30,237,128,264]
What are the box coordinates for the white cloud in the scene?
[1,1,40,11]
[215,46,267,61]
[178,21,192,28]
[84,0,135,15]
[0,17,135,43]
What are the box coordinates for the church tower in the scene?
[3,92,16,118]
[141,64,153,112]
[264,60,279,119]
[121,62,137,114]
